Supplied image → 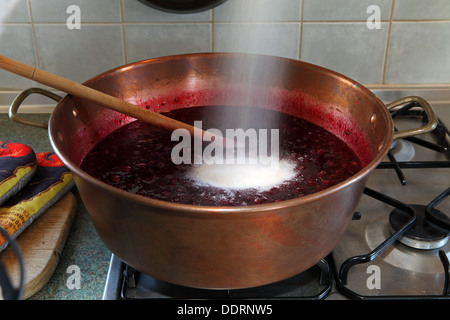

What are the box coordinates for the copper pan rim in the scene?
[48,52,394,216]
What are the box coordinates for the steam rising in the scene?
[0,0,21,36]
[189,1,294,190]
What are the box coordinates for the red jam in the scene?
[80,106,362,206]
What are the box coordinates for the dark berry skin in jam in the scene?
[80,106,362,206]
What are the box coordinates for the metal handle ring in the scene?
[386,96,438,141]
[9,88,62,130]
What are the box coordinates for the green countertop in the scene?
[1,113,111,300]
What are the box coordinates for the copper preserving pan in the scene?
[9,53,437,289]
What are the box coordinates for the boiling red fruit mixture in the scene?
[80,106,362,206]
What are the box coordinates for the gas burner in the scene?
[390,204,449,249]
[334,188,450,299]
[389,139,415,162]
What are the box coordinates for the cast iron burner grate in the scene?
[335,187,450,299]
[377,100,450,185]
[389,194,450,250]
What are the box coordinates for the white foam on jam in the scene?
[188,157,296,191]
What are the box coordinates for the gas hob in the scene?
[102,90,450,300]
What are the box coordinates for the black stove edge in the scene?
[102,254,125,300]
[102,254,335,300]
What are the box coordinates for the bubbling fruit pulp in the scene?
[80,106,363,206]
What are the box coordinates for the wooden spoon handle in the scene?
[0,55,199,136]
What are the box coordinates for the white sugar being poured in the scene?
[186,1,297,192]
[188,156,296,191]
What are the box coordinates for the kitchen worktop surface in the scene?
[0,113,111,300]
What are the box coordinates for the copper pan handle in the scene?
[9,87,62,130]
[1,55,212,139]
[386,96,438,140]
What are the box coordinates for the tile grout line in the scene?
[119,0,128,65]
[382,0,396,85]
[211,9,215,52]
[298,0,304,61]
[27,0,40,69]
[2,19,450,26]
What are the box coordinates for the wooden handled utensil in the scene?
[0,55,206,137]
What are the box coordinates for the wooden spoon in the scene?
[0,55,207,138]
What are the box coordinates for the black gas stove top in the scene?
[102,93,450,300]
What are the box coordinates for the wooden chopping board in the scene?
[0,191,77,299]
